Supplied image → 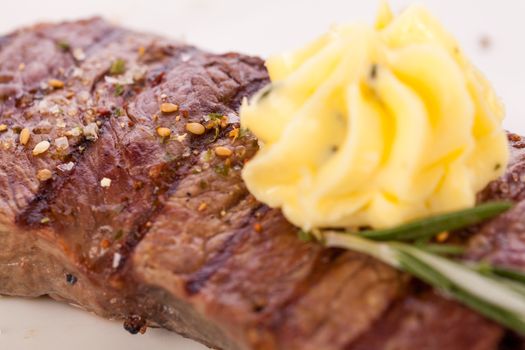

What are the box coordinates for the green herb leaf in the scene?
[203,149,214,162]
[114,229,124,240]
[238,128,249,139]
[110,59,126,75]
[214,164,230,177]
[207,112,224,120]
[298,230,314,242]
[257,84,273,101]
[57,40,70,51]
[113,108,123,117]
[212,126,220,142]
[358,201,512,241]
[114,84,124,96]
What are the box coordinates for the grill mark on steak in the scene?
[114,60,269,268]
[0,21,112,222]
[16,135,96,226]
[115,132,225,275]
[14,26,144,227]
[261,249,405,349]
[348,281,504,350]
[306,256,390,332]
[185,202,266,295]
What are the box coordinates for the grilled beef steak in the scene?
[0,18,523,349]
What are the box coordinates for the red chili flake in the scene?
[97,108,112,117]
[509,134,521,142]
[150,72,165,86]
[100,239,111,249]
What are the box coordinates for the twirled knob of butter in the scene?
[240,3,509,230]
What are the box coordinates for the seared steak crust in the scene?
[0,18,520,349]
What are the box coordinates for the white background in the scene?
[1,1,524,349]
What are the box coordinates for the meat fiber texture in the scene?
[0,18,522,349]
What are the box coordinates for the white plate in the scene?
[0,297,206,350]
[1,1,525,349]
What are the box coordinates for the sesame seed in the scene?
[100,177,112,188]
[18,63,25,71]
[186,122,205,135]
[204,121,215,130]
[72,48,86,61]
[55,136,69,150]
[57,162,74,172]
[220,116,229,128]
[198,202,208,212]
[138,46,145,56]
[19,128,30,145]
[0,124,7,132]
[215,146,232,157]
[175,133,187,142]
[48,79,65,89]
[157,127,171,138]
[32,140,50,155]
[436,231,449,242]
[160,103,179,114]
[37,169,53,181]
[65,127,82,137]
[112,252,122,269]
[83,123,98,141]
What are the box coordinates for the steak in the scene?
[0,18,522,349]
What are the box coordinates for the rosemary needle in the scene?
[416,243,465,256]
[358,201,512,241]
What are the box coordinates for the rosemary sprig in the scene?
[324,233,525,334]
[309,201,525,334]
[357,201,512,241]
